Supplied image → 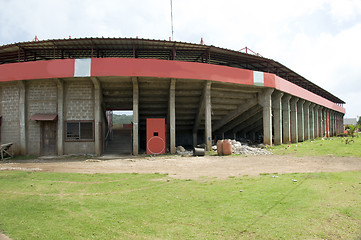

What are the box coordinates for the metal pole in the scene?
[170,0,174,40]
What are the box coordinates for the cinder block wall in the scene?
[64,79,95,154]
[26,80,58,155]
[1,83,20,154]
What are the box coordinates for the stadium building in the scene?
[0,38,345,156]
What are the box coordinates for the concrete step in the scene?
[104,129,132,154]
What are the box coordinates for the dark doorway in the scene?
[41,121,57,155]
[104,110,133,155]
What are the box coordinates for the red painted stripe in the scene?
[264,73,345,114]
[0,58,345,113]
[0,59,74,81]
[91,58,254,85]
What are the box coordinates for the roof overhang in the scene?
[30,114,58,121]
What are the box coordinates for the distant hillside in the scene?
[112,114,133,124]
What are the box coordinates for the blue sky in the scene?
[1,0,360,118]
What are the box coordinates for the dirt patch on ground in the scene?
[1,154,361,179]
[0,233,11,240]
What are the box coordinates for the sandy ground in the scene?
[1,154,361,179]
[0,234,11,240]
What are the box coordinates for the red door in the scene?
[146,118,166,154]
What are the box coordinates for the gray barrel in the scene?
[193,147,205,156]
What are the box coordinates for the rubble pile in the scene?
[176,146,193,155]
[222,140,272,156]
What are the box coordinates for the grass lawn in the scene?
[270,135,361,157]
[0,171,360,239]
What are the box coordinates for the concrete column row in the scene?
[267,92,345,146]
[130,82,344,153]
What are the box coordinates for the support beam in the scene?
[18,81,26,155]
[204,81,212,151]
[332,111,336,136]
[169,79,176,154]
[309,103,315,139]
[303,101,311,140]
[236,112,263,133]
[259,89,274,146]
[320,107,324,137]
[212,98,258,132]
[272,91,283,145]
[56,79,64,155]
[290,97,299,143]
[222,105,263,133]
[326,110,330,137]
[314,105,319,138]
[91,77,102,155]
[282,94,292,143]
[318,106,324,137]
[132,77,139,155]
[297,99,305,142]
[192,82,208,147]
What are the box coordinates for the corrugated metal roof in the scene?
[0,37,345,104]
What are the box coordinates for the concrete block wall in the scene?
[1,83,20,154]
[26,80,58,155]
[64,80,95,154]
[65,80,94,120]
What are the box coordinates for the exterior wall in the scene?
[26,80,58,155]
[1,83,21,154]
[64,79,95,155]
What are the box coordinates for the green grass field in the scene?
[0,171,360,239]
[270,135,361,157]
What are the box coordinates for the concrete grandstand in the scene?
[0,37,345,156]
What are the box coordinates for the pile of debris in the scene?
[176,146,193,156]
[175,140,272,156]
[214,139,272,156]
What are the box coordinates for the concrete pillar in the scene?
[326,110,330,137]
[303,101,310,140]
[132,77,139,155]
[282,95,292,144]
[204,81,212,151]
[318,107,323,137]
[314,105,319,138]
[290,97,299,143]
[169,79,176,154]
[91,77,102,155]
[330,111,332,137]
[336,112,340,135]
[320,107,325,137]
[192,133,197,147]
[272,91,283,145]
[309,103,315,139]
[334,112,336,135]
[56,79,64,155]
[334,112,337,135]
[335,113,338,135]
[193,81,209,147]
[330,111,334,136]
[18,81,26,155]
[297,99,305,142]
[259,89,274,146]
